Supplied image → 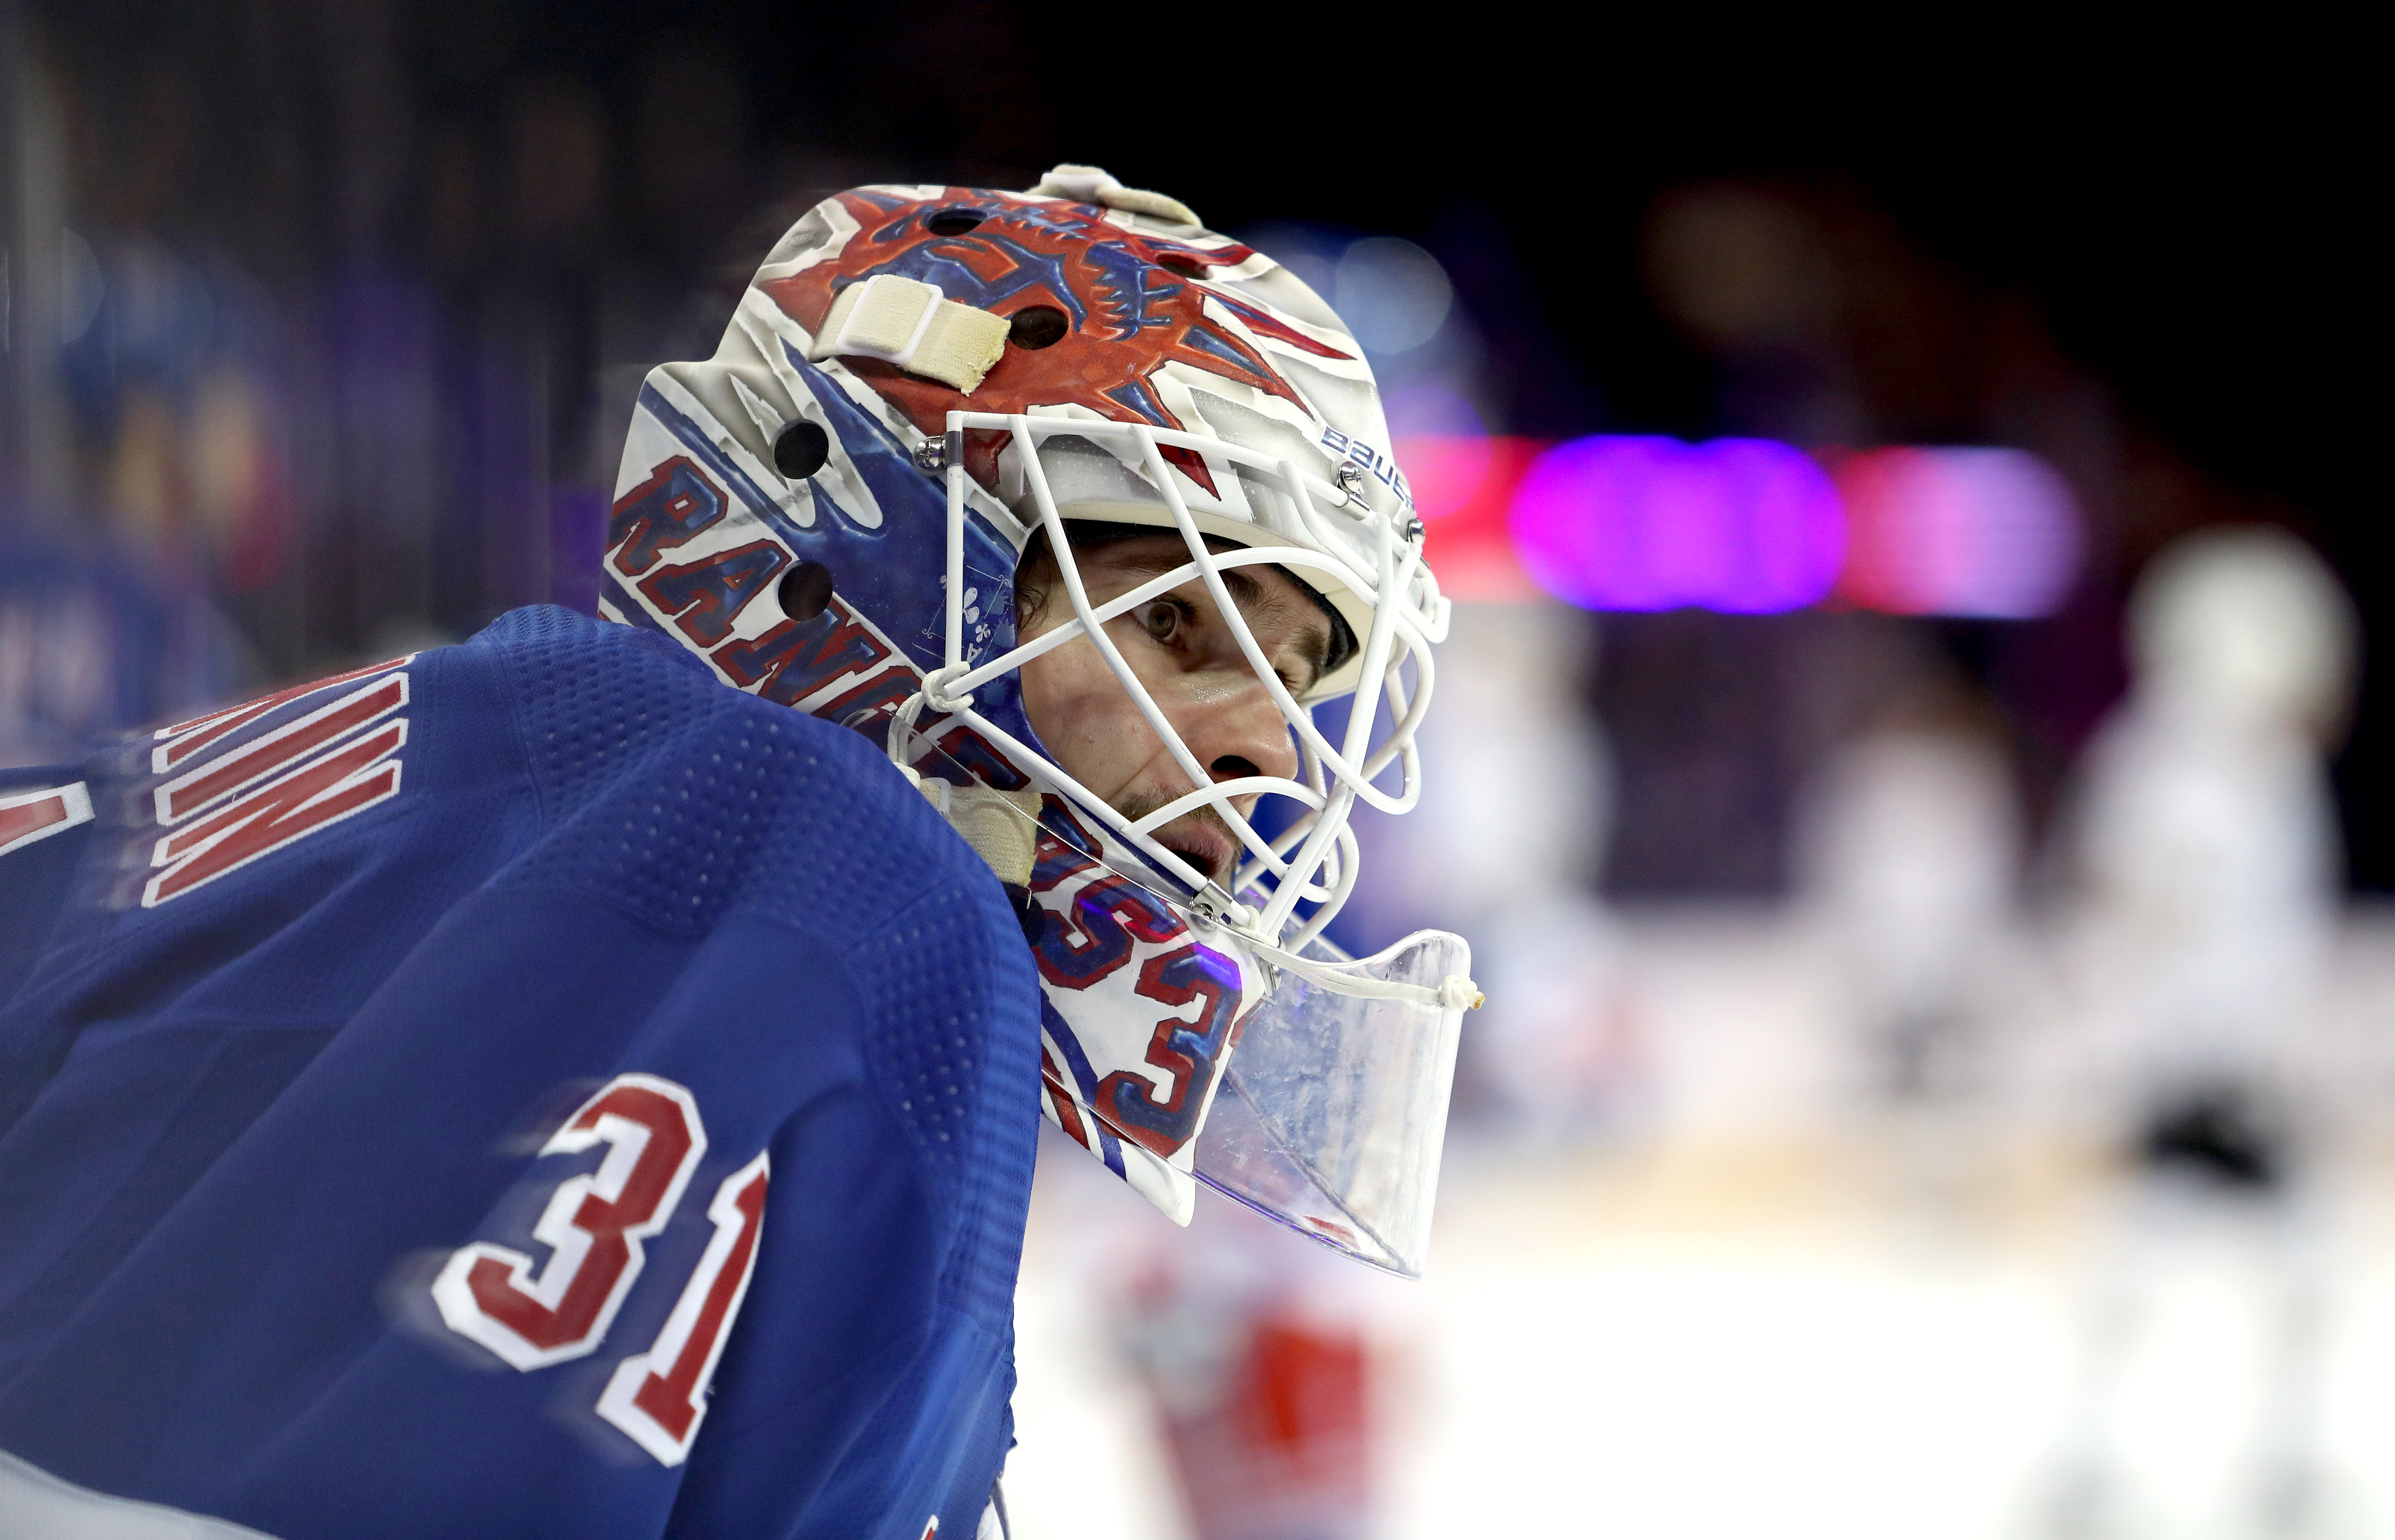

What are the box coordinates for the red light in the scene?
[1396,435,1545,603]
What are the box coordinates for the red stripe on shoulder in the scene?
[0,783,94,859]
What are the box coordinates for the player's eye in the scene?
[1141,600,1183,645]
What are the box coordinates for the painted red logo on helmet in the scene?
[762,189,1353,494]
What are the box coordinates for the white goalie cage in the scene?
[913,409,1450,951]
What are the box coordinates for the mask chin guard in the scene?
[1193,928,1474,1279]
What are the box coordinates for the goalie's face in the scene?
[1015,533,1336,888]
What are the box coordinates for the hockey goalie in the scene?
[0,166,1474,1540]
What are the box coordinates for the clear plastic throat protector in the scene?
[1195,931,1470,1279]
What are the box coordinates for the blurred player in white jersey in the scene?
[2047,526,2356,1538]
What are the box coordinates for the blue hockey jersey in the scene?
[0,606,1042,1539]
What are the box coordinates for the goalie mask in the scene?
[607,167,1475,1276]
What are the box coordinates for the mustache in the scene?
[1114,791,1242,886]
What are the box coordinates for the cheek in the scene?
[1019,640,1150,792]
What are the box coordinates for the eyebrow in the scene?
[1100,545,1334,689]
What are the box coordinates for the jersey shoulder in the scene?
[475,605,1008,947]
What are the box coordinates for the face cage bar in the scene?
[911,410,1444,949]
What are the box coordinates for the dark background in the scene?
[3,2,2375,886]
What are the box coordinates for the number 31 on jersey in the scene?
[431,1073,768,1466]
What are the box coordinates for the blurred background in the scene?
[2,5,2383,1535]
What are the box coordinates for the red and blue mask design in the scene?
[761,188,1355,496]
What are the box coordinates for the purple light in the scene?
[1507,436,1845,613]
[1831,447,2080,618]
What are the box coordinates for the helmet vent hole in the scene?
[778,560,835,623]
[772,420,830,480]
[926,207,986,236]
[1159,255,1207,278]
[1008,306,1070,350]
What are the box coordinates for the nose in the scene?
[1169,672,1299,797]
